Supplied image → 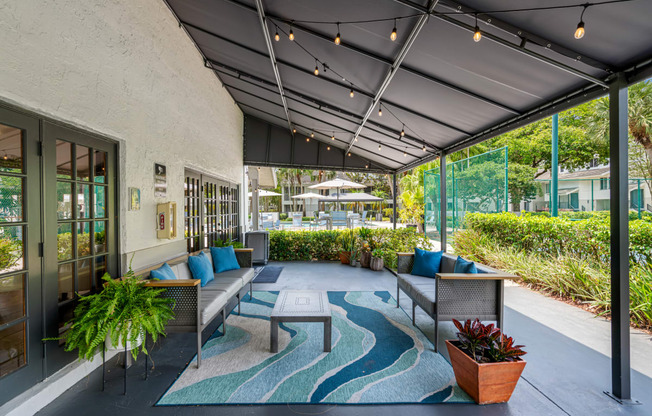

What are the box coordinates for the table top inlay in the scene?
[271,290,331,317]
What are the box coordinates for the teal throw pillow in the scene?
[411,247,443,278]
[454,256,478,274]
[150,262,176,280]
[188,251,214,286]
[210,246,241,273]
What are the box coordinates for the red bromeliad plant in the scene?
[452,318,526,364]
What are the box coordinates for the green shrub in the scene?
[279,213,288,220]
[453,228,652,331]
[268,228,433,268]
[0,237,22,270]
[464,212,652,266]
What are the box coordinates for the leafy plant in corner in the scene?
[45,262,175,361]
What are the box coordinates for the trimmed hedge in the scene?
[268,228,434,269]
[464,212,652,266]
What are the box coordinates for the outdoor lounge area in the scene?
[0,0,651,415]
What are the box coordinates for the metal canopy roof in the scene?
[163,0,652,174]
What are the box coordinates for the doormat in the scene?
[253,266,283,283]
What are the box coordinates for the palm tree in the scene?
[588,80,652,192]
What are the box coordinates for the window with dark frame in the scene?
[184,169,240,253]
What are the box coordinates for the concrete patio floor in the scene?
[35,262,652,416]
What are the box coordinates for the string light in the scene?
[311,131,315,138]
[400,125,405,137]
[378,144,382,151]
[348,152,351,157]
[575,5,588,39]
[327,146,331,150]
[349,88,354,98]
[390,19,397,41]
[365,163,369,169]
[378,102,383,117]
[422,145,427,152]
[292,128,296,133]
[289,23,295,41]
[334,23,341,45]
[274,26,280,42]
[314,60,319,76]
[306,137,310,142]
[473,14,482,42]
[404,148,407,157]
[331,133,335,140]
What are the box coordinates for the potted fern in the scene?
[446,319,526,405]
[50,268,175,362]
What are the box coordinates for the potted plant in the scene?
[446,319,526,405]
[369,248,385,271]
[358,228,373,268]
[337,229,356,264]
[48,266,175,362]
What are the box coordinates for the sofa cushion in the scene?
[216,268,255,286]
[454,256,478,274]
[210,246,241,273]
[200,290,228,326]
[397,273,436,316]
[171,262,192,280]
[440,255,457,273]
[188,251,214,287]
[202,279,240,298]
[150,263,176,280]
[411,248,443,278]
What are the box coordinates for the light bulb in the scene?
[274,31,280,42]
[378,144,382,151]
[378,107,382,117]
[348,152,351,157]
[401,128,405,137]
[327,146,331,151]
[574,22,585,39]
[390,20,397,41]
[331,135,335,140]
[314,65,319,76]
[422,145,427,152]
[473,27,482,42]
[289,29,294,41]
[349,89,354,98]
[365,164,369,169]
[292,128,296,133]
[404,151,407,157]
[306,137,310,142]
[311,132,314,138]
[335,33,341,45]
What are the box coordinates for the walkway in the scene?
[35,262,652,416]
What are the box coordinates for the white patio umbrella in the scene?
[248,189,282,197]
[291,192,323,199]
[309,179,365,210]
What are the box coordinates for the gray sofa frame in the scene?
[142,248,254,367]
[396,252,515,352]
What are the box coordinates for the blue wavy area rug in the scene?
[156,291,472,406]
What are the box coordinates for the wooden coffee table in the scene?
[270,290,331,353]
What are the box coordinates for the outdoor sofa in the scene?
[395,251,515,352]
[141,248,254,367]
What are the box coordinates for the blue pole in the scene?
[551,114,559,217]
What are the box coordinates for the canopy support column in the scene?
[250,168,260,231]
[392,173,397,230]
[440,153,447,252]
[551,114,559,217]
[606,73,638,405]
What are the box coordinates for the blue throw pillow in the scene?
[150,262,176,280]
[187,251,214,287]
[454,256,478,274]
[210,246,241,273]
[411,248,443,278]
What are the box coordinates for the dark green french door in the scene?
[0,107,118,406]
[42,122,118,376]
[0,108,43,404]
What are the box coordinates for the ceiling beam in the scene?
[223,0,520,116]
[347,0,440,153]
[253,0,293,132]
[184,21,470,137]
[393,0,609,88]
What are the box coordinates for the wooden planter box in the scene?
[339,251,350,264]
[445,340,526,405]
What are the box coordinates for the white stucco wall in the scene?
[0,0,244,265]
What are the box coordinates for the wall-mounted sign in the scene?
[154,163,167,198]
[129,187,141,211]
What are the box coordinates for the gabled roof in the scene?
[163,0,652,173]
[538,166,611,180]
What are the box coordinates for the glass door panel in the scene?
[0,109,43,405]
